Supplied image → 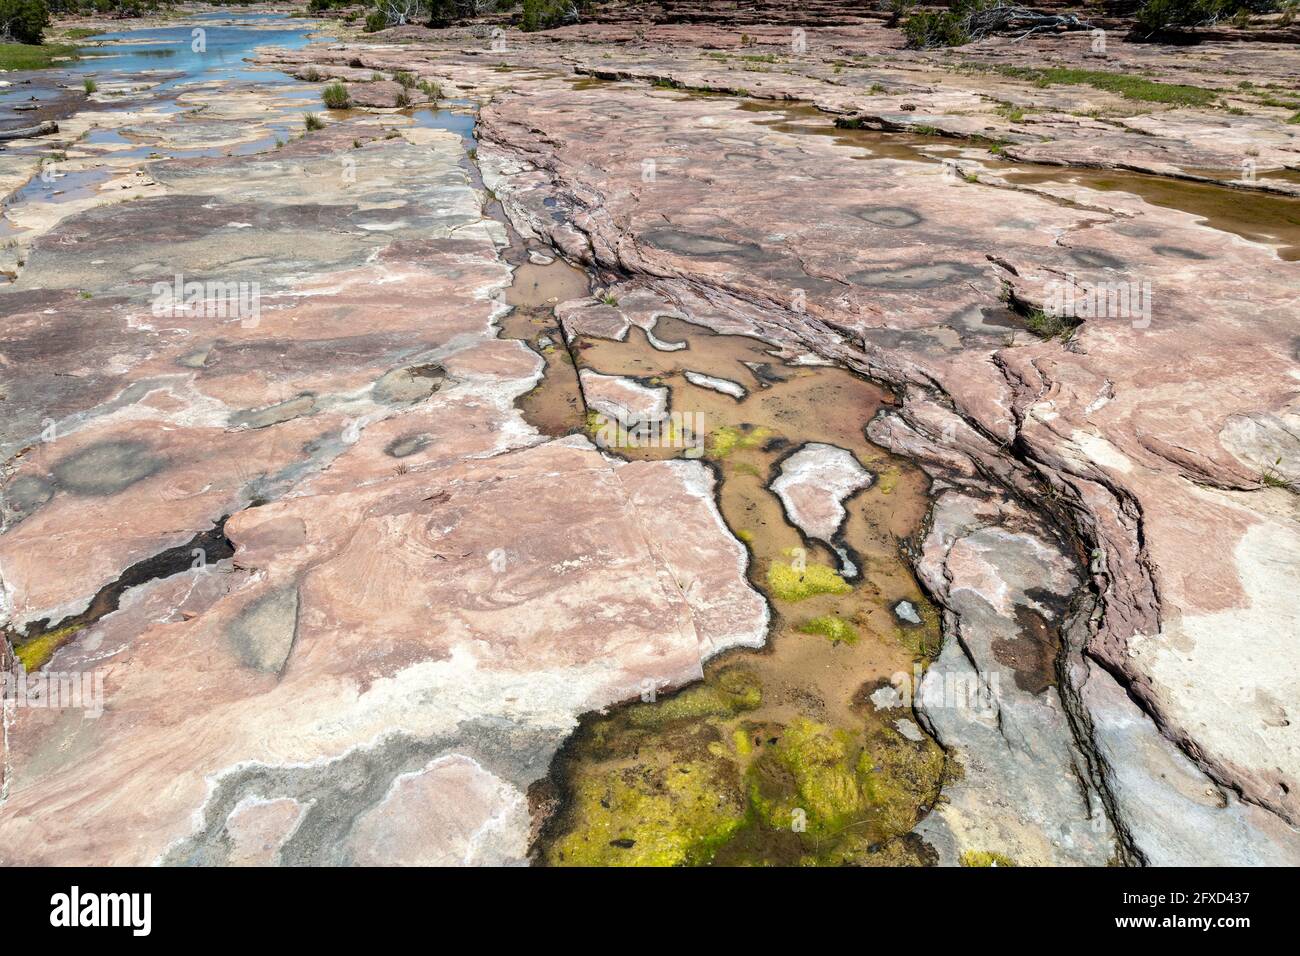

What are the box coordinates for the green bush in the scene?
[0,0,51,45]
[901,1,982,48]
[363,10,386,32]
[1134,0,1278,36]
[521,0,578,31]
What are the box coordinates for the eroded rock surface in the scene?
[770,442,873,576]
[0,45,767,864]
[256,18,1300,864]
[5,8,1300,867]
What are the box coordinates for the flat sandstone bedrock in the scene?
[446,66,1300,858]
[258,23,1300,188]
[0,118,768,864]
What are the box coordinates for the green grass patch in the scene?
[1023,308,1079,340]
[303,112,325,131]
[0,42,79,71]
[994,67,1216,108]
[994,102,1026,122]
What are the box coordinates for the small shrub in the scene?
[885,0,914,26]
[394,70,417,88]
[395,88,411,108]
[1260,457,1293,489]
[302,65,321,82]
[82,76,97,94]
[363,10,386,32]
[902,6,973,48]
[418,78,441,100]
[303,112,325,130]
[1023,308,1078,340]
[321,81,351,109]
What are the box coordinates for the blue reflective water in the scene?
[70,12,320,89]
[411,104,477,146]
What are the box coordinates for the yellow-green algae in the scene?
[12,623,82,672]
[706,424,773,458]
[545,758,748,866]
[624,668,761,728]
[766,560,853,602]
[960,850,1018,867]
[796,615,859,644]
[894,599,942,659]
[540,672,946,866]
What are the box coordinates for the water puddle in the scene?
[738,99,951,165]
[70,14,322,92]
[528,310,946,865]
[997,164,1300,261]
[498,257,590,436]
[736,100,1300,261]
[410,106,477,146]
[468,74,948,868]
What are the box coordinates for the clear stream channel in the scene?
[4,10,1297,866]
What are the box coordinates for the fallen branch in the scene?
[0,121,58,141]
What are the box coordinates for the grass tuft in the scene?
[321,81,351,110]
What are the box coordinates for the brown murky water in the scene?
[499,257,590,435]
[738,99,1300,262]
[997,165,1300,261]
[504,257,946,866]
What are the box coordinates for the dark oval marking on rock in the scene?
[229,393,318,430]
[385,434,432,459]
[226,586,299,675]
[854,205,923,228]
[1153,244,1212,260]
[4,474,54,516]
[51,440,165,497]
[848,261,982,290]
[640,228,764,261]
[1068,248,1124,270]
[374,363,446,405]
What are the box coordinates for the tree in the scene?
[0,0,50,44]
[373,0,425,27]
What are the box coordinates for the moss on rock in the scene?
[767,561,853,601]
[960,849,1018,867]
[797,615,859,644]
[706,423,772,458]
[544,758,747,866]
